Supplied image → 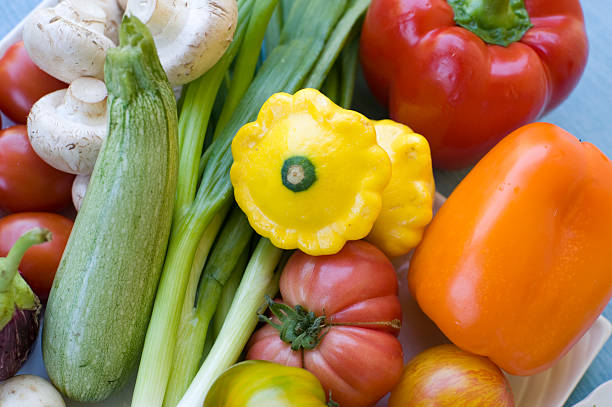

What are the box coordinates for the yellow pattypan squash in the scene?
[366,120,435,257]
[230,88,391,255]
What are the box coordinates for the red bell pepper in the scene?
[360,0,588,169]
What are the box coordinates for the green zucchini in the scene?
[42,17,178,402]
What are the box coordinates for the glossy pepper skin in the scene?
[204,361,330,407]
[367,120,435,257]
[231,88,391,255]
[408,123,612,375]
[360,0,588,168]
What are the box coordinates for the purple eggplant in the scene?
[0,228,51,379]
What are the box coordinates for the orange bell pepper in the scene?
[408,123,612,375]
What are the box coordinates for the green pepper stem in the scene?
[0,228,51,292]
[447,0,532,47]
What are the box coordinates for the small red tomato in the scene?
[247,240,404,407]
[0,213,73,301]
[0,41,66,124]
[389,345,515,407]
[0,125,74,213]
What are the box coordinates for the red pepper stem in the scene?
[474,0,510,18]
[447,0,533,47]
[0,228,52,292]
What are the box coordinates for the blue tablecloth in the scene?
[1,1,610,405]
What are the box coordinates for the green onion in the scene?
[262,4,282,57]
[176,238,283,407]
[339,33,360,109]
[162,207,253,406]
[214,0,280,138]
[322,63,341,104]
[303,0,371,89]
[174,0,255,215]
[213,249,249,337]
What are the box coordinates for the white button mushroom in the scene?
[91,0,124,44]
[72,174,91,211]
[28,77,108,175]
[22,0,117,83]
[0,375,66,407]
[126,0,238,85]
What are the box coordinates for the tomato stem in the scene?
[259,296,327,351]
[260,297,402,351]
[327,391,340,407]
[329,319,401,330]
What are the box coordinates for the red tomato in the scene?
[0,41,66,124]
[0,125,74,213]
[247,241,404,407]
[389,345,515,406]
[0,212,73,301]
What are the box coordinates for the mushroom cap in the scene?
[22,0,116,83]
[28,77,108,175]
[0,375,66,407]
[127,0,238,85]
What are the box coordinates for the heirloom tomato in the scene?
[204,361,333,407]
[247,240,404,407]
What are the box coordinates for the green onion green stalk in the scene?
[177,238,283,407]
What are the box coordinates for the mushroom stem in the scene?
[63,78,108,118]
[128,0,186,37]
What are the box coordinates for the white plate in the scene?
[3,4,611,407]
[572,380,612,407]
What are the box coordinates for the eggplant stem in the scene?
[0,228,52,292]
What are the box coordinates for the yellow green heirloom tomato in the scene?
[204,360,336,407]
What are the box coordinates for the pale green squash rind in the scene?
[42,17,179,402]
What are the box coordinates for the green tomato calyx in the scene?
[259,295,326,351]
